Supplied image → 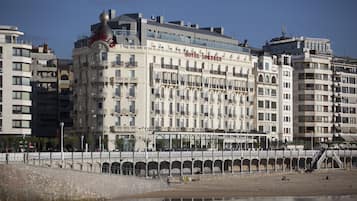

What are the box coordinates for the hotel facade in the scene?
[73,11,293,151]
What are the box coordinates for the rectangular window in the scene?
[12,76,30,86]
[12,120,31,128]
[12,62,30,72]
[271,102,277,109]
[265,100,270,109]
[116,54,121,64]
[129,55,135,63]
[258,100,264,108]
[129,101,135,113]
[129,117,135,126]
[258,113,264,120]
[101,52,107,61]
[12,105,31,114]
[12,91,30,100]
[116,117,121,126]
[271,113,277,121]
[13,48,30,57]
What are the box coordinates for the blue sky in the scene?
[1,0,356,59]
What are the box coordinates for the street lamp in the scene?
[60,122,64,162]
[311,131,314,150]
[81,135,84,152]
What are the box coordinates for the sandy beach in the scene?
[123,169,357,199]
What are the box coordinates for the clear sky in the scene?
[1,0,356,59]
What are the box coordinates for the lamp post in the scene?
[81,135,84,152]
[311,132,314,150]
[60,122,64,162]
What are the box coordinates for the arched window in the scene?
[271,76,277,84]
[61,74,69,80]
[265,75,270,83]
[258,74,263,82]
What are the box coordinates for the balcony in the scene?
[186,67,203,73]
[125,61,138,67]
[111,61,124,67]
[233,73,248,78]
[161,64,179,70]
[209,70,226,76]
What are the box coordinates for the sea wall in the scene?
[0,164,167,201]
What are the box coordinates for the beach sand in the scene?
[123,169,357,199]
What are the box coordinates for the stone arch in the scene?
[204,160,213,174]
[260,159,267,172]
[268,158,276,171]
[183,160,192,175]
[233,159,241,173]
[292,158,299,170]
[135,162,146,176]
[284,158,291,171]
[224,160,232,172]
[299,158,307,169]
[306,158,313,169]
[102,162,110,173]
[214,160,223,173]
[111,162,120,174]
[242,159,250,172]
[160,161,170,175]
[251,159,259,172]
[352,157,357,168]
[171,161,181,175]
[276,158,284,171]
[193,160,203,174]
[148,161,158,177]
[122,161,134,175]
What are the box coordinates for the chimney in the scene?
[190,24,199,29]
[213,27,224,35]
[108,9,116,20]
[201,27,214,32]
[43,43,48,53]
[156,16,164,23]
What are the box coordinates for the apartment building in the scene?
[252,50,293,143]
[264,36,334,144]
[31,44,58,137]
[0,25,32,136]
[332,57,357,141]
[73,10,263,151]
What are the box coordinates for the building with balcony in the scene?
[264,36,334,144]
[73,10,264,151]
[332,57,357,141]
[0,25,32,136]
[252,50,293,143]
[31,44,58,137]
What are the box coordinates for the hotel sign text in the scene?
[184,52,222,61]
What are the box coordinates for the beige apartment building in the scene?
[0,25,32,136]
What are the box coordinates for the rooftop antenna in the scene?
[281,25,287,37]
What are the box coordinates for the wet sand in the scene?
[123,169,357,199]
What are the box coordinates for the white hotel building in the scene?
[0,26,32,136]
[73,10,293,151]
